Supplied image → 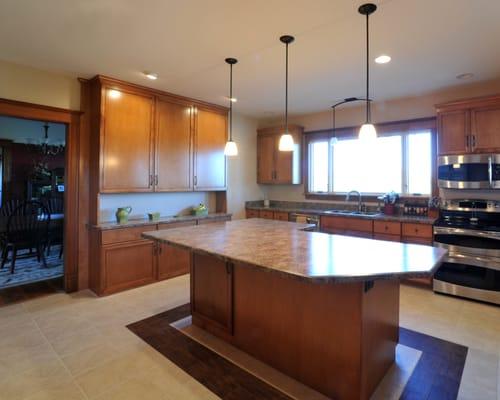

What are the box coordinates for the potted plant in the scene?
[381,191,399,215]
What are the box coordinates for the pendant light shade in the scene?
[358,3,377,140]
[279,35,295,152]
[224,57,238,156]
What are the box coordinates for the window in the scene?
[308,130,433,196]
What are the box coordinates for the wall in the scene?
[258,78,500,203]
[0,59,80,110]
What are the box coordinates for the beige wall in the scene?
[259,79,500,202]
[0,59,80,110]
[227,113,267,218]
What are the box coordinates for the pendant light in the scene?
[358,3,377,140]
[224,57,238,156]
[278,35,295,152]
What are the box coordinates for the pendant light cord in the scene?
[285,42,289,134]
[365,13,370,124]
[229,63,233,141]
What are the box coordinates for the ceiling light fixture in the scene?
[279,35,295,152]
[358,3,378,141]
[456,72,474,80]
[108,89,121,99]
[375,55,391,64]
[144,72,158,80]
[224,57,238,157]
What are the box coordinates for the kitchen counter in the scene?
[246,204,436,224]
[146,218,445,399]
[91,212,232,230]
[143,218,446,283]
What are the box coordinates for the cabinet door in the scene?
[194,107,227,190]
[437,110,469,155]
[101,240,156,295]
[155,98,192,191]
[470,105,500,153]
[273,211,289,221]
[101,88,155,192]
[158,243,190,280]
[259,210,274,219]
[257,134,275,183]
[191,252,233,334]
[246,209,259,218]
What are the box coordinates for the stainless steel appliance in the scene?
[433,199,500,304]
[289,213,320,231]
[437,154,499,189]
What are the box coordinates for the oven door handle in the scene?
[444,253,500,272]
[434,226,500,240]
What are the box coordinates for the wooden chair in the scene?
[0,201,50,274]
[42,198,64,257]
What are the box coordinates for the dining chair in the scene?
[42,197,64,256]
[0,201,51,274]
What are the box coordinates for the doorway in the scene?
[0,116,66,289]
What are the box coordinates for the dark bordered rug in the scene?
[127,304,467,400]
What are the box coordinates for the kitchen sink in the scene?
[323,210,380,216]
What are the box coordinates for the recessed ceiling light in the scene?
[230,97,237,103]
[375,55,391,64]
[108,89,121,99]
[144,72,158,80]
[456,72,474,80]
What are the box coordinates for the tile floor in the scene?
[0,276,498,400]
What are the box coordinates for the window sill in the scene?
[305,192,430,203]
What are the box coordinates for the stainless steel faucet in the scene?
[346,190,363,212]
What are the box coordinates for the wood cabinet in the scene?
[259,210,274,219]
[257,125,303,184]
[245,208,290,221]
[101,88,155,192]
[246,209,260,218]
[191,252,233,335]
[273,211,289,221]
[194,107,227,190]
[436,94,500,155]
[87,76,228,194]
[155,97,193,191]
[320,216,373,238]
[89,215,231,295]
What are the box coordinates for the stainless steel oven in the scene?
[433,200,500,304]
[437,154,499,189]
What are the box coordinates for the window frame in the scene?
[303,117,438,201]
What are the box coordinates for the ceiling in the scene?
[0,116,66,144]
[0,0,499,117]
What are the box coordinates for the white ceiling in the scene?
[0,0,499,117]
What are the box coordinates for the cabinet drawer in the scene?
[273,211,289,221]
[373,221,401,236]
[321,216,373,233]
[259,210,274,219]
[373,233,401,242]
[101,225,157,245]
[158,221,196,230]
[402,223,432,239]
[246,209,260,218]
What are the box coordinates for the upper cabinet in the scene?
[257,125,303,184]
[87,76,228,193]
[194,107,227,190]
[436,94,500,155]
[101,88,155,192]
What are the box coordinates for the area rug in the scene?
[127,304,468,400]
[0,246,63,289]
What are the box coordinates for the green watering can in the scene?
[115,206,132,224]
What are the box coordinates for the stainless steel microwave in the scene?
[438,154,500,189]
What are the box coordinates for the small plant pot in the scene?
[383,204,396,215]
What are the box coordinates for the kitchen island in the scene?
[144,219,447,400]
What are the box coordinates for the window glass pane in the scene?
[408,131,431,195]
[309,141,329,192]
[332,136,402,193]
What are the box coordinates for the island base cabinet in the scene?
[101,241,156,295]
[190,253,399,400]
[157,243,190,280]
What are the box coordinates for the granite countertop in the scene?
[143,219,447,283]
[91,213,232,230]
[246,205,436,225]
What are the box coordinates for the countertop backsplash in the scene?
[98,192,216,222]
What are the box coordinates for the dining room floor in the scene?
[0,245,63,290]
[0,276,498,400]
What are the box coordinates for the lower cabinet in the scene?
[191,252,233,336]
[101,240,156,295]
[158,243,191,280]
[320,216,373,238]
